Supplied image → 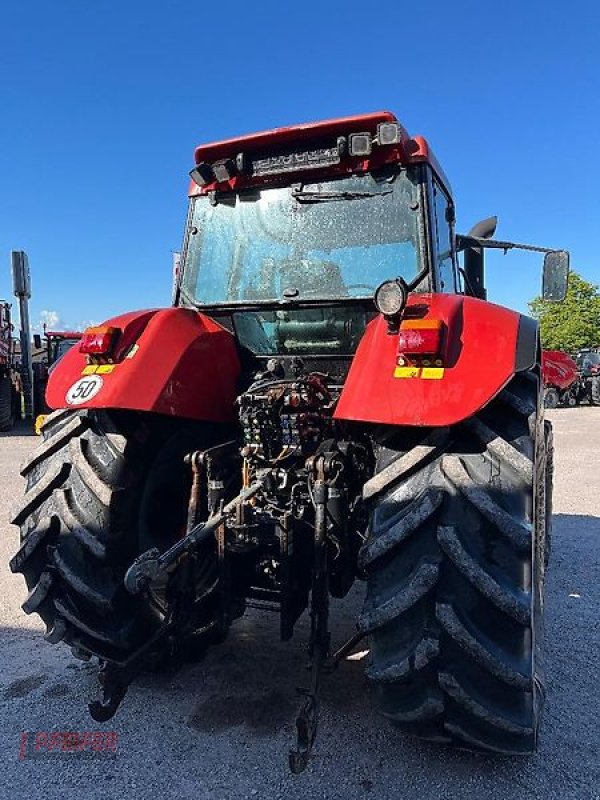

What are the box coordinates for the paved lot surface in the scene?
[1,409,599,800]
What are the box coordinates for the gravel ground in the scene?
[1,409,599,800]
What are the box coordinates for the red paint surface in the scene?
[335,294,525,427]
[193,111,399,166]
[542,350,578,390]
[46,308,241,422]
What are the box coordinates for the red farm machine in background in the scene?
[542,348,600,408]
[32,329,82,431]
[0,301,22,431]
[11,111,570,769]
[542,349,579,407]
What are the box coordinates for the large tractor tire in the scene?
[543,386,559,409]
[11,408,232,664]
[0,375,17,431]
[560,390,577,408]
[543,420,554,571]
[591,376,600,406]
[360,371,547,754]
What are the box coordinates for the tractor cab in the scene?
[577,349,600,376]
[176,112,568,376]
[45,331,83,369]
[32,330,82,429]
[176,113,456,365]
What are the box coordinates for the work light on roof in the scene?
[377,121,402,145]
[212,158,237,183]
[348,132,372,157]
[189,162,215,187]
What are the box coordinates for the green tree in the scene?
[529,271,600,351]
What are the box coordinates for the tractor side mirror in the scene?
[33,334,42,350]
[542,250,569,301]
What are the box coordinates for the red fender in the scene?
[335,294,536,427]
[46,308,241,422]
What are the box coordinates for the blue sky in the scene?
[1,0,598,330]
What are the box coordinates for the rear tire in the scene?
[0,375,16,431]
[360,371,546,754]
[543,387,559,409]
[11,408,232,663]
[543,420,553,570]
[591,376,600,406]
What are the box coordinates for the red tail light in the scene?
[397,320,443,361]
[79,326,118,355]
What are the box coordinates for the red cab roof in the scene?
[193,111,400,164]
[191,111,452,197]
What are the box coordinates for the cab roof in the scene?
[191,111,452,197]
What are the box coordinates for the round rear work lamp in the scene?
[374,279,408,318]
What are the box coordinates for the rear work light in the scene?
[376,121,403,145]
[79,326,118,356]
[348,132,372,157]
[396,320,444,364]
[189,162,215,187]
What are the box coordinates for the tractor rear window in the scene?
[180,167,424,306]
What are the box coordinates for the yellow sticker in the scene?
[82,365,97,375]
[393,366,421,379]
[393,366,445,380]
[96,364,115,374]
[421,368,445,380]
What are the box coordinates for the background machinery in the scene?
[11,112,569,768]
[542,348,600,407]
[32,329,82,430]
[0,300,22,430]
[541,349,579,407]
[574,349,600,405]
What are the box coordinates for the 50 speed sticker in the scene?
[65,375,104,405]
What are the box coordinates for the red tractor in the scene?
[574,349,600,405]
[0,300,23,431]
[11,112,569,767]
[541,349,579,407]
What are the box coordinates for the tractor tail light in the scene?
[397,320,444,360]
[79,326,118,355]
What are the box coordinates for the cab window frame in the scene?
[428,173,459,294]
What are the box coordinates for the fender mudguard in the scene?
[334,293,538,427]
[46,308,241,422]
